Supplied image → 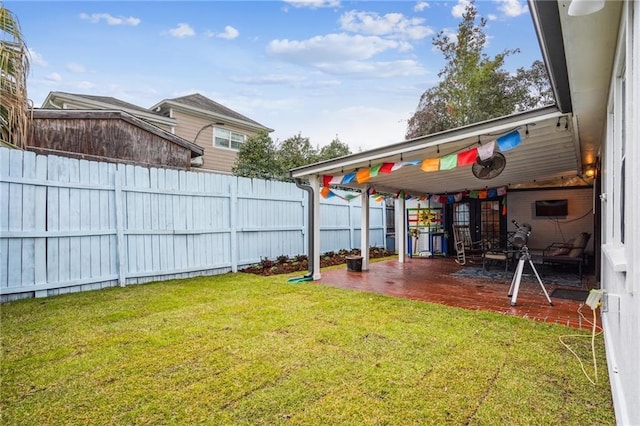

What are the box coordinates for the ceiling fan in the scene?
[472,152,506,180]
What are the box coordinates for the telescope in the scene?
[511,220,531,249]
[507,220,553,306]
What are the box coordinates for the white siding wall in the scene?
[600,2,640,424]
[0,148,386,301]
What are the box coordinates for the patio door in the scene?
[448,197,506,252]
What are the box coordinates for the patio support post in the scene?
[395,197,407,263]
[309,175,322,280]
[360,187,370,271]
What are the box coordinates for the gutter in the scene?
[288,179,315,283]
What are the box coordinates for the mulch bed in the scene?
[240,247,393,276]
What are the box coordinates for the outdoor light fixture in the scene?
[568,0,605,17]
[583,163,597,178]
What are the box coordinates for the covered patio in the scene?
[315,257,598,330]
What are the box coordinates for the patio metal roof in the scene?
[290,106,578,195]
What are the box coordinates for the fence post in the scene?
[114,165,127,286]
[230,180,238,272]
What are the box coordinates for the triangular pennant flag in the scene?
[421,158,439,172]
[496,130,521,151]
[477,140,495,160]
[457,148,478,166]
[342,173,356,184]
[439,154,457,170]
[356,168,371,183]
[379,163,394,174]
[321,186,331,198]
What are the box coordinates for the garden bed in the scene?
[240,247,393,276]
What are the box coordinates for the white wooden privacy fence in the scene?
[0,148,387,301]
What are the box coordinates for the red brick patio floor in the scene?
[315,257,598,330]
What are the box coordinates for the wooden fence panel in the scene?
[0,148,388,300]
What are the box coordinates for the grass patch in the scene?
[1,272,614,425]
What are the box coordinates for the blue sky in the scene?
[8,0,542,151]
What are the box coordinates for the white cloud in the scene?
[339,10,433,40]
[169,23,195,38]
[231,74,307,85]
[283,0,340,9]
[76,81,96,90]
[313,59,427,78]
[451,0,471,18]
[79,13,140,26]
[496,0,528,17]
[28,48,48,67]
[488,14,498,21]
[66,63,86,73]
[44,72,61,82]
[268,33,411,64]
[414,1,430,12]
[217,25,239,40]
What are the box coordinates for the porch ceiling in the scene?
[290,106,580,195]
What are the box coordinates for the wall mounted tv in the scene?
[535,199,568,217]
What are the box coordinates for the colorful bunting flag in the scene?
[477,140,495,160]
[439,154,457,170]
[379,162,395,174]
[420,158,440,172]
[457,148,478,166]
[342,172,356,184]
[356,168,371,183]
[496,130,521,151]
[369,164,382,177]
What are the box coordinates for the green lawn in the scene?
[1,272,614,425]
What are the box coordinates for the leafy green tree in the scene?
[317,136,351,161]
[232,130,283,179]
[406,0,552,139]
[1,5,30,148]
[234,132,352,180]
[276,133,318,172]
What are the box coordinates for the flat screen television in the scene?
[535,199,568,217]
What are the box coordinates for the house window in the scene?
[214,127,246,150]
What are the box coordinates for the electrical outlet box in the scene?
[585,289,604,309]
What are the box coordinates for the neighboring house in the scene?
[290,0,639,423]
[150,94,273,174]
[41,91,273,173]
[26,109,203,170]
[41,92,176,132]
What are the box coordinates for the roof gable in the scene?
[155,93,272,131]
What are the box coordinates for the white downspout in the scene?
[309,175,322,280]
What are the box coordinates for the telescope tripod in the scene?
[507,246,553,306]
